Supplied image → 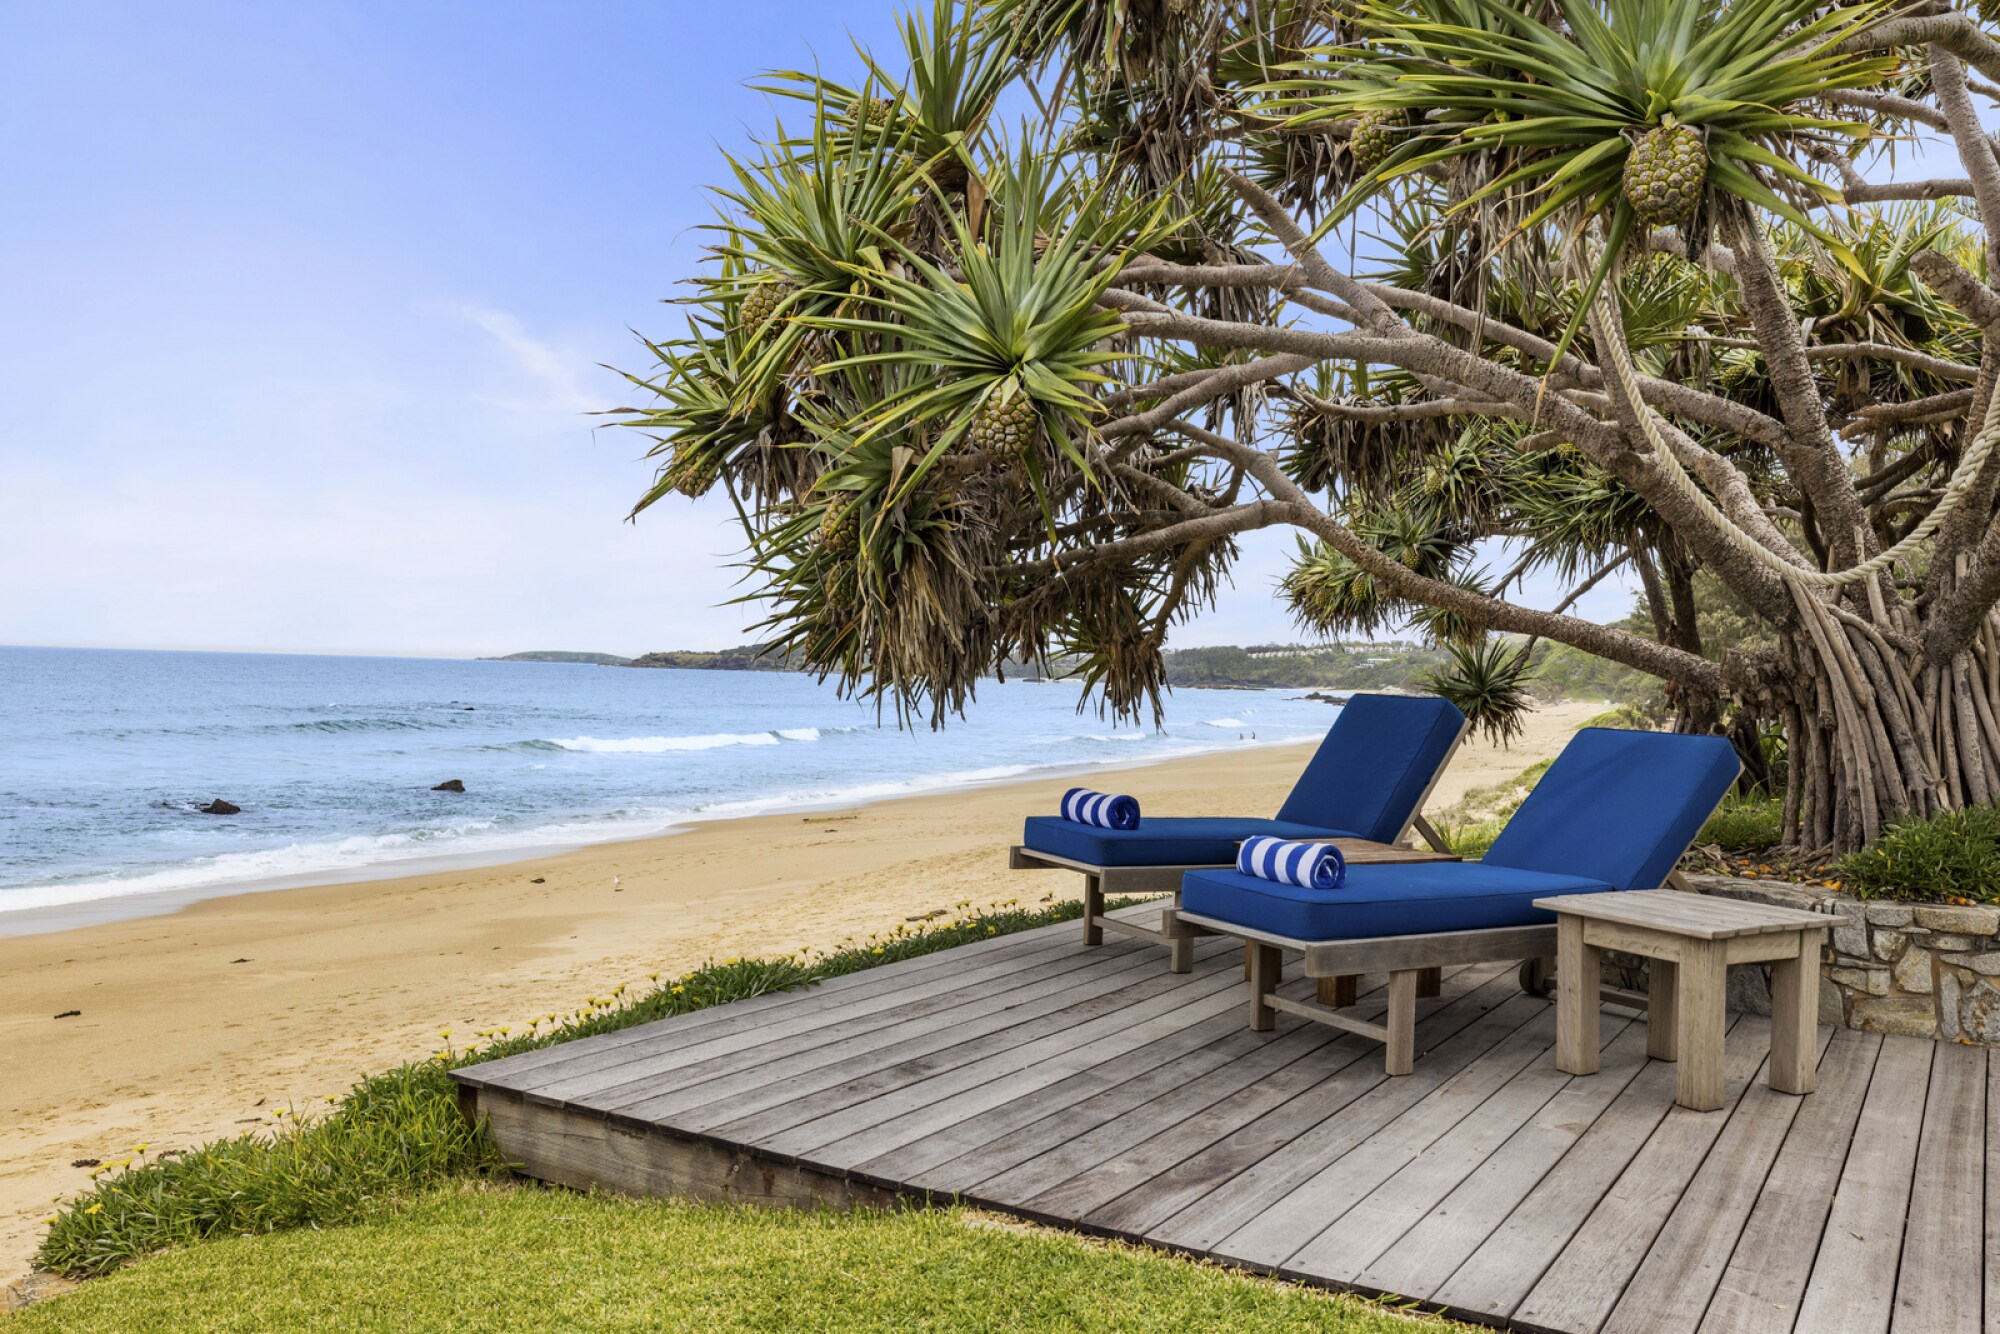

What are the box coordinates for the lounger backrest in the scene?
[1483,728,1740,891]
[1276,693,1468,843]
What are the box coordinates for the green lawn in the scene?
[12,1184,1451,1332]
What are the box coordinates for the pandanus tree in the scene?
[614,0,2000,854]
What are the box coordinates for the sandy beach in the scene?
[0,699,1604,1283]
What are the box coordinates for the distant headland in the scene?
[480,639,1642,702]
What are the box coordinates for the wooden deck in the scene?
[452,911,1998,1334]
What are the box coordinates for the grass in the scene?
[35,897,1106,1279]
[1838,804,2000,905]
[13,1186,1451,1332]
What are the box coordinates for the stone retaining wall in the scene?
[1685,874,2000,1043]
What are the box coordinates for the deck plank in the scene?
[1891,1040,1987,1334]
[785,958,1286,1167]
[1302,1016,1647,1286]
[1509,1018,1774,1334]
[520,935,1139,1103]
[1213,1007,1563,1272]
[1790,1033,1936,1334]
[979,968,1508,1214]
[1145,989,1548,1256]
[1698,1027,1882,1334]
[720,964,1248,1152]
[601,945,1190,1127]
[1601,1026,1835,1334]
[457,922,1076,1089]
[1987,1048,1999,1334]
[1077,968,1522,1237]
[1357,1010,1655,1301]
[878,968,1500,1192]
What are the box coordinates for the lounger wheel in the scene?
[1519,956,1555,998]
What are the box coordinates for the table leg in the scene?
[1769,929,1820,1096]
[1385,970,1418,1076]
[1555,915,1601,1075]
[1675,938,1728,1111]
[1082,873,1103,947]
[1647,957,1680,1062]
[1248,942,1283,1032]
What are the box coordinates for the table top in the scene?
[1532,888,1833,941]
[1330,838,1460,865]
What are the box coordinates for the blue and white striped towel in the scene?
[1059,787,1141,830]
[1237,835,1346,890]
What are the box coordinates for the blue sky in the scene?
[0,1,1638,658]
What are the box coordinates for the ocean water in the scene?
[0,646,1338,927]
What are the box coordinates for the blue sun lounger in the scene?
[1164,727,1741,1075]
[1011,694,1469,953]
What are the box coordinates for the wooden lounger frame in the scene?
[1163,913,1556,1076]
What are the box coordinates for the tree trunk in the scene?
[1772,592,2000,854]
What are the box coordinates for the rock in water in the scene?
[200,799,241,815]
[432,779,466,792]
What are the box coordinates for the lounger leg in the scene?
[1162,908,1195,975]
[1555,915,1601,1076]
[1384,970,1418,1076]
[1416,966,1442,999]
[1316,975,1358,1008]
[1675,939,1728,1112]
[1081,873,1103,947]
[1768,931,1819,1096]
[1647,957,1680,1061]
[1248,943,1283,1031]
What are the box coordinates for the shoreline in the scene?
[0,700,1604,1283]
[0,731,1332,940]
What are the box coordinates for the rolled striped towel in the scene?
[1237,835,1346,890]
[1059,787,1141,830]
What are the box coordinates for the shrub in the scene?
[1697,794,1783,852]
[1838,805,2000,905]
[36,897,1098,1277]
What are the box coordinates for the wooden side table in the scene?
[1532,889,1833,1112]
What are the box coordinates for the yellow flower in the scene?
[438,1031,452,1040]
[131,1143,148,1154]
[84,1203,102,1216]
[670,985,686,995]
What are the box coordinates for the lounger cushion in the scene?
[1276,694,1467,844]
[1021,816,1359,868]
[1179,862,1615,941]
[1484,728,1740,891]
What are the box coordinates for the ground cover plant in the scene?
[1838,804,2000,905]
[16,1186,1456,1333]
[33,897,1104,1279]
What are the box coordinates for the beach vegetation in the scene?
[615,0,2000,857]
[1838,804,2000,905]
[17,1185,1453,1332]
[34,898,1110,1279]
